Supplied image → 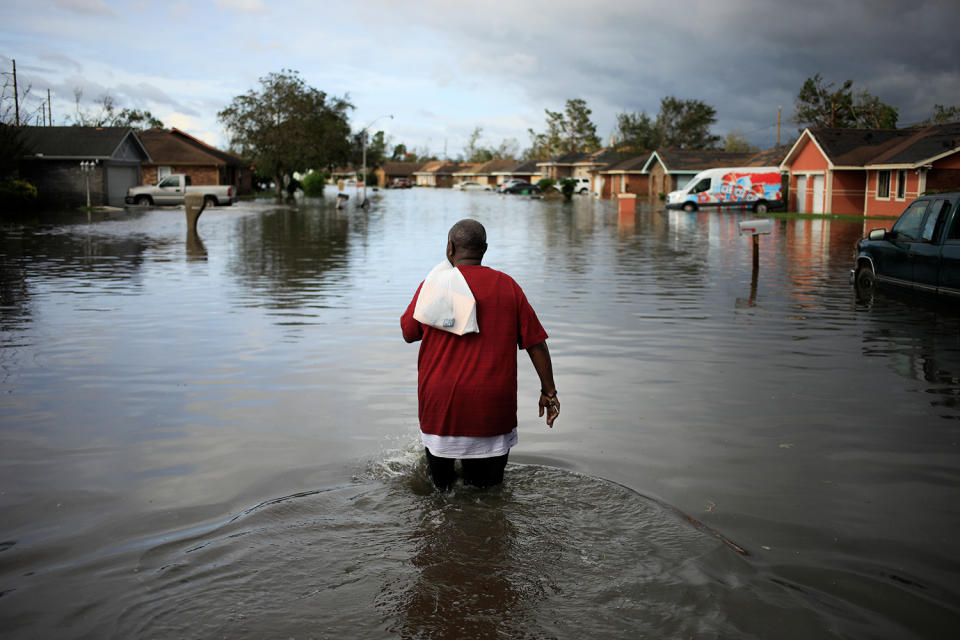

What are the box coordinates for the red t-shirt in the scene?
[401,265,548,437]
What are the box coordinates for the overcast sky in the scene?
[2,0,958,158]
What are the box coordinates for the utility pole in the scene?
[48,88,52,126]
[12,59,20,126]
[776,106,781,146]
[358,114,393,208]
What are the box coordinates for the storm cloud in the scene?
[2,0,957,151]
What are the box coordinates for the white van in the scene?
[666,167,784,213]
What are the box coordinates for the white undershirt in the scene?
[420,427,518,459]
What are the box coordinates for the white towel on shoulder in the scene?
[413,261,479,335]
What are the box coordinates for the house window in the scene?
[877,171,891,198]
[896,170,906,199]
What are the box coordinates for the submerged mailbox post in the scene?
[738,218,774,269]
[184,193,206,233]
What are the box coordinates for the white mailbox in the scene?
[738,219,774,236]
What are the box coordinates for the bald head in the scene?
[447,219,487,265]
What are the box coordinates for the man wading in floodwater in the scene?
[401,219,559,490]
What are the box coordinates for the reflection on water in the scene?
[2,190,960,638]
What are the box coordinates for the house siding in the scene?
[142,165,219,186]
[829,170,866,215]
[20,159,105,206]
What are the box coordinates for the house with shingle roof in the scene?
[138,128,252,195]
[489,160,541,186]
[18,126,151,207]
[412,161,465,187]
[453,158,519,188]
[779,124,960,215]
[536,151,589,182]
[375,161,424,187]
[598,153,654,198]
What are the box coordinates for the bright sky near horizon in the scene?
[2,0,959,158]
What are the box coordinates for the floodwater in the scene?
[1,187,959,638]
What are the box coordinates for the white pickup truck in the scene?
[125,174,236,207]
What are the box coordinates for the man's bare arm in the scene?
[527,341,559,427]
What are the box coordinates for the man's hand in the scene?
[538,391,559,427]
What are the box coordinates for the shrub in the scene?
[537,178,556,192]
[0,178,38,211]
[302,172,326,197]
[560,178,576,200]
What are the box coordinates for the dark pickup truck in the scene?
[852,192,960,299]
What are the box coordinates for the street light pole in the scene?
[359,114,393,207]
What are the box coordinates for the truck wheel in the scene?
[682,202,696,212]
[135,195,151,206]
[754,201,769,214]
[203,196,217,208]
[855,263,877,296]
[579,188,588,194]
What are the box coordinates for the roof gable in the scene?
[602,153,653,173]
[140,128,247,166]
[20,126,150,161]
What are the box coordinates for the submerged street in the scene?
[1,188,959,638]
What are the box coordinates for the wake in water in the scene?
[1,440,856,639]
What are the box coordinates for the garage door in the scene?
[105,164,139,207]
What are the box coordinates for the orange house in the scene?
[780,124,960,216]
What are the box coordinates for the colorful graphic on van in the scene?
[697,172,781,205]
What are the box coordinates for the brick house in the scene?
[779,125,960,216]
[18,126,150,207]
[489,160,541,186]
[572,148,619,195]
[598,153,653,198]
[375,161,424,187]
[453,158,518,187]
[138,128,252,195]
[536,151,587,181]
[862,123,960,216]
[412,161,463,187]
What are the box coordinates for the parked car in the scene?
[564,177,592,194]
[502,181,541,195]
[852,192,960,299]
[666,167,784,213]
[497,179,524,192]
[453,181,492,191]
[389,178,412,188]
[126,174,235,207]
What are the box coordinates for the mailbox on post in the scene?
[738,219,774,236]
[738,218,773,270]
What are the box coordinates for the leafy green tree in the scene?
[218,70,353,196]
[526,98,601,160]
[925,104,960,124]
[614,110,660,154]
[656,96,720,149]
[794,73,898,129]
[722,129,758,153]
[390,143,407,160]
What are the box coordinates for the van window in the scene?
[691,178,710,194]
[891,199,929,241]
